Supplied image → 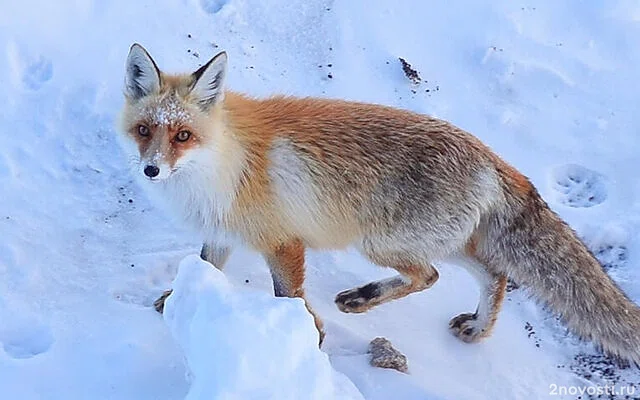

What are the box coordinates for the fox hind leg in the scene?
[335,263,439,313]
[449,258,507,343]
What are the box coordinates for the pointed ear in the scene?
[189,51,227,110]
[124,43,161,100]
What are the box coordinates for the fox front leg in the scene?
[153,243,232,313]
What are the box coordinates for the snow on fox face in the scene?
[121,94,199,181]
[118,43,228,182]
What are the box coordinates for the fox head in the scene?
[118,43,228,182]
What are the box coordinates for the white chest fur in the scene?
[139,146,241,246]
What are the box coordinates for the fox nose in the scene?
[144,165,160,178]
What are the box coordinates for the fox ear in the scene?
[190,51,227,110]
[124,43,161,100]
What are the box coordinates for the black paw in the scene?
[334,283,380,313]
[449,312,487,343]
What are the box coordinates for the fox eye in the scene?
[137,125,150,137]
[175,130,191,142]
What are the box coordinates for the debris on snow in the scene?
[398,57,421,84]
[368,337,408,373]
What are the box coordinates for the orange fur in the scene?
[119,46,640,363]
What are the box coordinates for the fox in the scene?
[118,43,640,364]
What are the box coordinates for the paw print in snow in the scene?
[0,319,54,359]
[591,243,627,271]
[22,56,53,90]
[550,164,606,208]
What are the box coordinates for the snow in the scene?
[163,255,363,400]
[1,0,640,399]
[144,97,193,127]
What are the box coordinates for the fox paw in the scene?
[153,289,173,314]
[335,288,369,313]
[449,313,487,343]
[335,284,379,313]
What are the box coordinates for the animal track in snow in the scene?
[580,225,628,273]
[199,0,228,14]
[6,41,53,90]
[0,320,54,359]
[550,164,607,208]
[592,243,627,271]
[22,56,53,90]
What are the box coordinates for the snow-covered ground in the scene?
[1,0,640,399]
[163,255,364,400]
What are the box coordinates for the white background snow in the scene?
[1,0,640,399]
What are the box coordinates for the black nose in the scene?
[144,165,160,178]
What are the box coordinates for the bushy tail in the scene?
[486,189,640,365]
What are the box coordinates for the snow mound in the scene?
[163,255,363,400]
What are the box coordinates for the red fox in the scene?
[118,43,640,364]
